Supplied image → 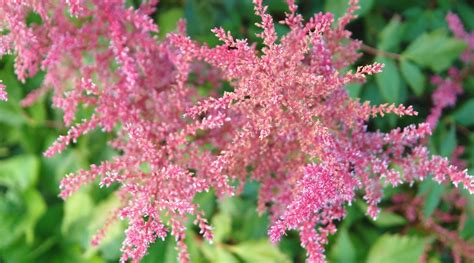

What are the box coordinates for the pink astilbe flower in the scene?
[446,12,474,62]
[0,80,6,101]
[0,1,216,262]
[390,188,474,262]
[427,13,474,128]
[427,68,463,128]
[0,1,473,263]
[170,1,472,261]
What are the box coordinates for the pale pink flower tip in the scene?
[0,81,7,101]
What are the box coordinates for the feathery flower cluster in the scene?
[427,13,473,128]
[169,3,472,261]
[427,68,463,128]
[446,12,474,63]
[1,1,212,261]
[1,1,473,262]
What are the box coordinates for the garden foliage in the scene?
[1,0,474,262]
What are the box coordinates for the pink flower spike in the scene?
[0,81,7,101]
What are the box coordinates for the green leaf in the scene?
[400,59,425,96]
[325,0,374,19]
[0,57,24,101]
[342,203,365,226]
[454,99,474,126]
[215,248,239,263]
[212,212,232,243]
[378,16,403,52]
[193,191,216,217]
[0,239,34,262]
[0,155,39,191]
[0,188,46,247]
[238,208,269,241]
[157,8,184,38]
[227,240,291,263]
[402,8,429,42]
[361,82,383,105]
[274,23,290,39]
[22,189,46,244]
[356,200,406,227]
[62,191,94,235]
[184,0,216,37]
[218,196,242,218]
[428,256,442,263]
[469,137,474,181]
[418,179,446,218]
[356,0,375,16]
[367,234,426,263]
[345,83,362,98]
[440,125,456,157]
[457,2,474,30]
[461,216,474,239]
[141,237,170,263]
[372,210,407,227]
[0,103,27,126]
[375,57,400,103]
[330,227,356,263]
[184,230,207,263]
[402,29,467,72]
[56,150,88,179]
[27,98,47,124]
[200,243,238,263]
[163,236,179,263]
[85,194,123,260]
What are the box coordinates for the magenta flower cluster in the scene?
[427,12,474,128]
[0,0,472,262]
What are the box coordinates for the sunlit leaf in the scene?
[400,59,425,96]
[330,227,356,263]
[367,234,426,263]
[454,99,474,126]
[227,240,291,263]
[375,56,400,103]
[402,29,466,72]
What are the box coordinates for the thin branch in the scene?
[20,110,65,130]
[360,44,402,60]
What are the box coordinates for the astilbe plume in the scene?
[1,0,215,262]
[169,1,473,261]
[1,0,473,262]
[446,12,474,63]
[427,67,463,128]
[427,13,474,128]
[390,12,474,263]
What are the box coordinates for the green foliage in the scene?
[419,179,446,218]
[324,0,374,18]
[375,56,401,103]
[402,29,467,72]
[0,155,45,247]
[211,213,231,243]
[378,17,404,52]
[2,0,474,262]
[366,234,427,263]
[157,8,184,38]
[400,59,426,96]
[330,227,356,263]
[454,99,474,126]
[227,240,291,263]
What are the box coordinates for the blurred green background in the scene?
[1,0,474,262]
